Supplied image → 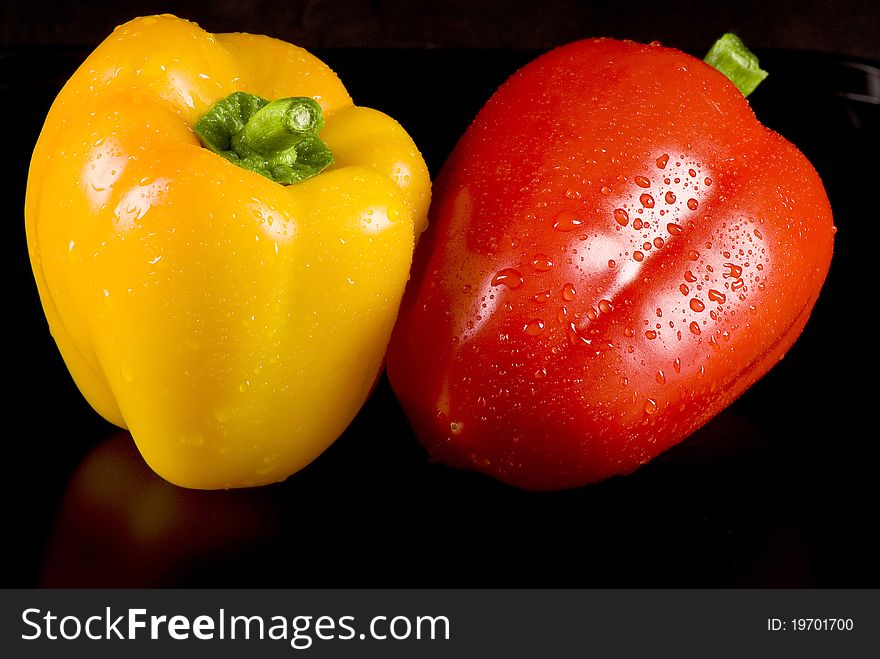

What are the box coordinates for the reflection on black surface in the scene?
[41,433,280,587]
[36,393,814,587]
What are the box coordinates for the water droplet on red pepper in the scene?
[531,253,553,271]
[708,289,726,304]
[491,268,523,289]
[523,319,545,336]
[553,210,583,232]
[568,322,592,346]
[723,263,743,279]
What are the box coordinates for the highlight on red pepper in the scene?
[387,34,834,490]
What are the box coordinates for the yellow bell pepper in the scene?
[25,15,431,489]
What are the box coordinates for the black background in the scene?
[3,1,878,587]
[3,0,880,60]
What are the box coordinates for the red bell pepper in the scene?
[387,35,834,490]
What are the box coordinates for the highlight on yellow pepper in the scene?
[25,14,431,489]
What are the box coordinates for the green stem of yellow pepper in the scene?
[195,92,334,185]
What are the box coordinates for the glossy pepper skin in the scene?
[387,39,833,490]
[26,15,430,489]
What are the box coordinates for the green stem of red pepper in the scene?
[704,33,768,97]
[195,92,334,185]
